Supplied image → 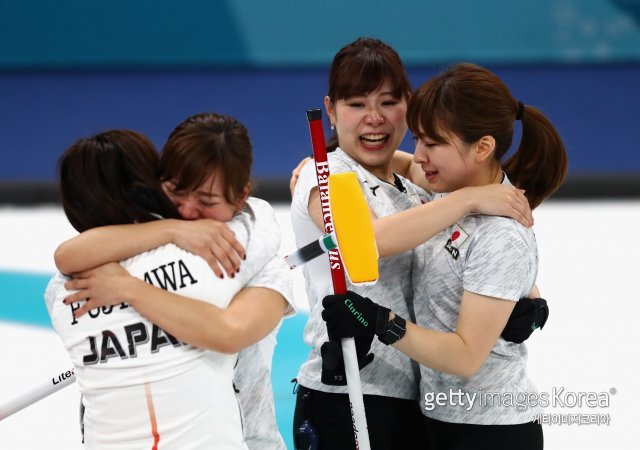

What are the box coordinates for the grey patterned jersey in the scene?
[291,148,428,399]
[234,257,293,450]
[413,176,542,424]
[234,199,295,450]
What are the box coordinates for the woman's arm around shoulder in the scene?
[55,219,244,278]
[63,262,288,354]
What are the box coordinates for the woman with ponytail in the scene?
[322,63,566,449]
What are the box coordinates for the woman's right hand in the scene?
[168,219,245,278]
[63,262,137,317]
[463,185,534,227]
[289,156,312,196]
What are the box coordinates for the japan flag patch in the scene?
[444,223,469,260]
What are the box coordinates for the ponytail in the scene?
[503,105,568,209]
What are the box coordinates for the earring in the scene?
[330,124,335,131]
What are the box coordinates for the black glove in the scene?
[501,297,549,343]
[321,291,390,341]
[320,336,375,386]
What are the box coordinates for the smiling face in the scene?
[162,169,246,221]
[325,81,408,178]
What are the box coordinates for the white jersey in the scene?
[291,147,429,400]
[45,198,294,449]
[413,176,541,424]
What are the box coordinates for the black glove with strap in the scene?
[501,297,549,343]
[321,291,390,341]
[320,336,375,386]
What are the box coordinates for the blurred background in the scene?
[1,1,639,449]
[1,0,639,200]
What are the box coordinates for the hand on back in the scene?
[170,219,245,279]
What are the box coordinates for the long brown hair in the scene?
[325,37,411,152]
[58,130,180,232]
[407,63,567,209]
[159,112,252,203]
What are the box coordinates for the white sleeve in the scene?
[463,221,537,302]
[246,256,296,317]
[245,197,281,253]
[44,272,68,316]
[291,158,320,216]
[230,197,282,287]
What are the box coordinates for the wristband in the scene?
[378,314,406,345]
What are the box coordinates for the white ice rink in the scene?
[1,201,638,449]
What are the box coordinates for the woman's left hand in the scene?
[63,262,136,318]
[463,184,533,227]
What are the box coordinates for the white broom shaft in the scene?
[0,368,76,420]
[307,109,371,450]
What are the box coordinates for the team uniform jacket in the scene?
[45,198,294,449]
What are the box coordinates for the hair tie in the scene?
[515,101,525,121]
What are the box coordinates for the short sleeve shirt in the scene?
[413,176,541,424]
[291,148,429,400]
